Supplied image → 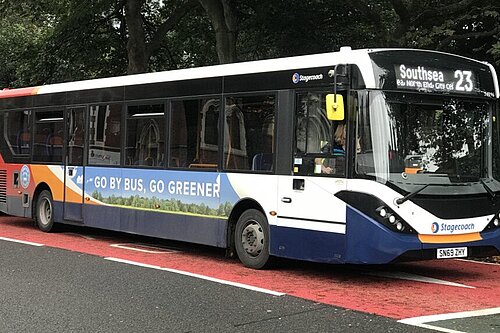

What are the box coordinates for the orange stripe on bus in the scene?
[30,165,65,201]
[30,165,98,205]
[418,233,482,244]
[0,87,40,99]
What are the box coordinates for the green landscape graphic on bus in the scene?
[83,167,237,218]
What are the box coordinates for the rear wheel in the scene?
[234,209,270,269]
[35,190,55,232]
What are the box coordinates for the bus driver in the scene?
[315,123,360,174]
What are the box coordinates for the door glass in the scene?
[67,107,85,165]
[293,92,347,176]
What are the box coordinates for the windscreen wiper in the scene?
[395,179,497,205]
[395,184,429,205]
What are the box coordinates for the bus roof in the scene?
[0,48,498,99]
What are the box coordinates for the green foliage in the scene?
[0,0,499,86]
[0,8,51,87]
[93,191,233,218]
[488,42,500,66]
[382,0,500,69]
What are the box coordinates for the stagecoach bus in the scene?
[0,47,499,268]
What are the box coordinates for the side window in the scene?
[293,92,346,176]
[88,104,121,165]
[33,110,64,162]
[3,110,31,156]
[126,104,165,167]
[170,98,220,169]
[224,94,275,171]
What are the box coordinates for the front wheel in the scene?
[234,209,270,269]
[35,190,55,232]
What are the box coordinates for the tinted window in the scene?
[170,98,220,169]
[126,104,165,167]
[88,104,122,165]
[33,110,64,162]
[224,95,275,171]
[3,110,31,156]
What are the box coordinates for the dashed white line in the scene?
[363,271,475,289]
[455,259,500,266]
[64,232,97,240]
[399,307,500,333]
[104,257,285,296]
[0,236,44,247]
[110,243,178,254]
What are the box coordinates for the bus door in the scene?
[277,92,348,236]
[63,106,86,221]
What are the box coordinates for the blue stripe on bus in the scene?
[75,204,228,248]
[270,207,422,264]
[344,206,421,264]
[269,225,346,264]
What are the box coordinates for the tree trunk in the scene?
[125,0,148,74]
[198,0,238,64]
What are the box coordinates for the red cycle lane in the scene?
[1,216,499,320]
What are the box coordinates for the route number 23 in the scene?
[454,70,473,92]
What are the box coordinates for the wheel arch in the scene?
[31,182,51,218]
[226,198,267,257]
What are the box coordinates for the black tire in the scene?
[35,190,55,232]
[234,209,270,269]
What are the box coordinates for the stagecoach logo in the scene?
[432,222,475,234]
[292,72,324,84]
[20,165,30,189]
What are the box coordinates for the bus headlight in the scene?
[485,214,500,231]
[334,191,417,235]
[396,221,404,231]
[375,206,415,234]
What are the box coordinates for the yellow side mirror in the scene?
[326,94,345,121]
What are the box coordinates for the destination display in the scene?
[369,50,497,98]
[394,64,477,94]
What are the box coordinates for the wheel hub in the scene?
[39,198,52,226]
[241,221,264,257]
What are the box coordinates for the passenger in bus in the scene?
[315,123,361,174]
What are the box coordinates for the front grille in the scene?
[0,170,6,203]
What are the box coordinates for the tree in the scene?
[0,0,64,87]
[1,1,498,85]
[349,0,500,67]
[124,0,198,73]
[198,0,237,63]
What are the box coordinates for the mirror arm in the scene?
[333,64,340,103]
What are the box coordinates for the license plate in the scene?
[437,247,468,259]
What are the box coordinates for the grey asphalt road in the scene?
[0,240,433,333]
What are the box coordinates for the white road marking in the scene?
[406,323,466,333]
[104,257,285,296]
[64,232,96,240]
[455,259,500,266]
[0,236,44,247]
[110,243,179,254]
[399,307,500,333]
[363,271,475,289]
